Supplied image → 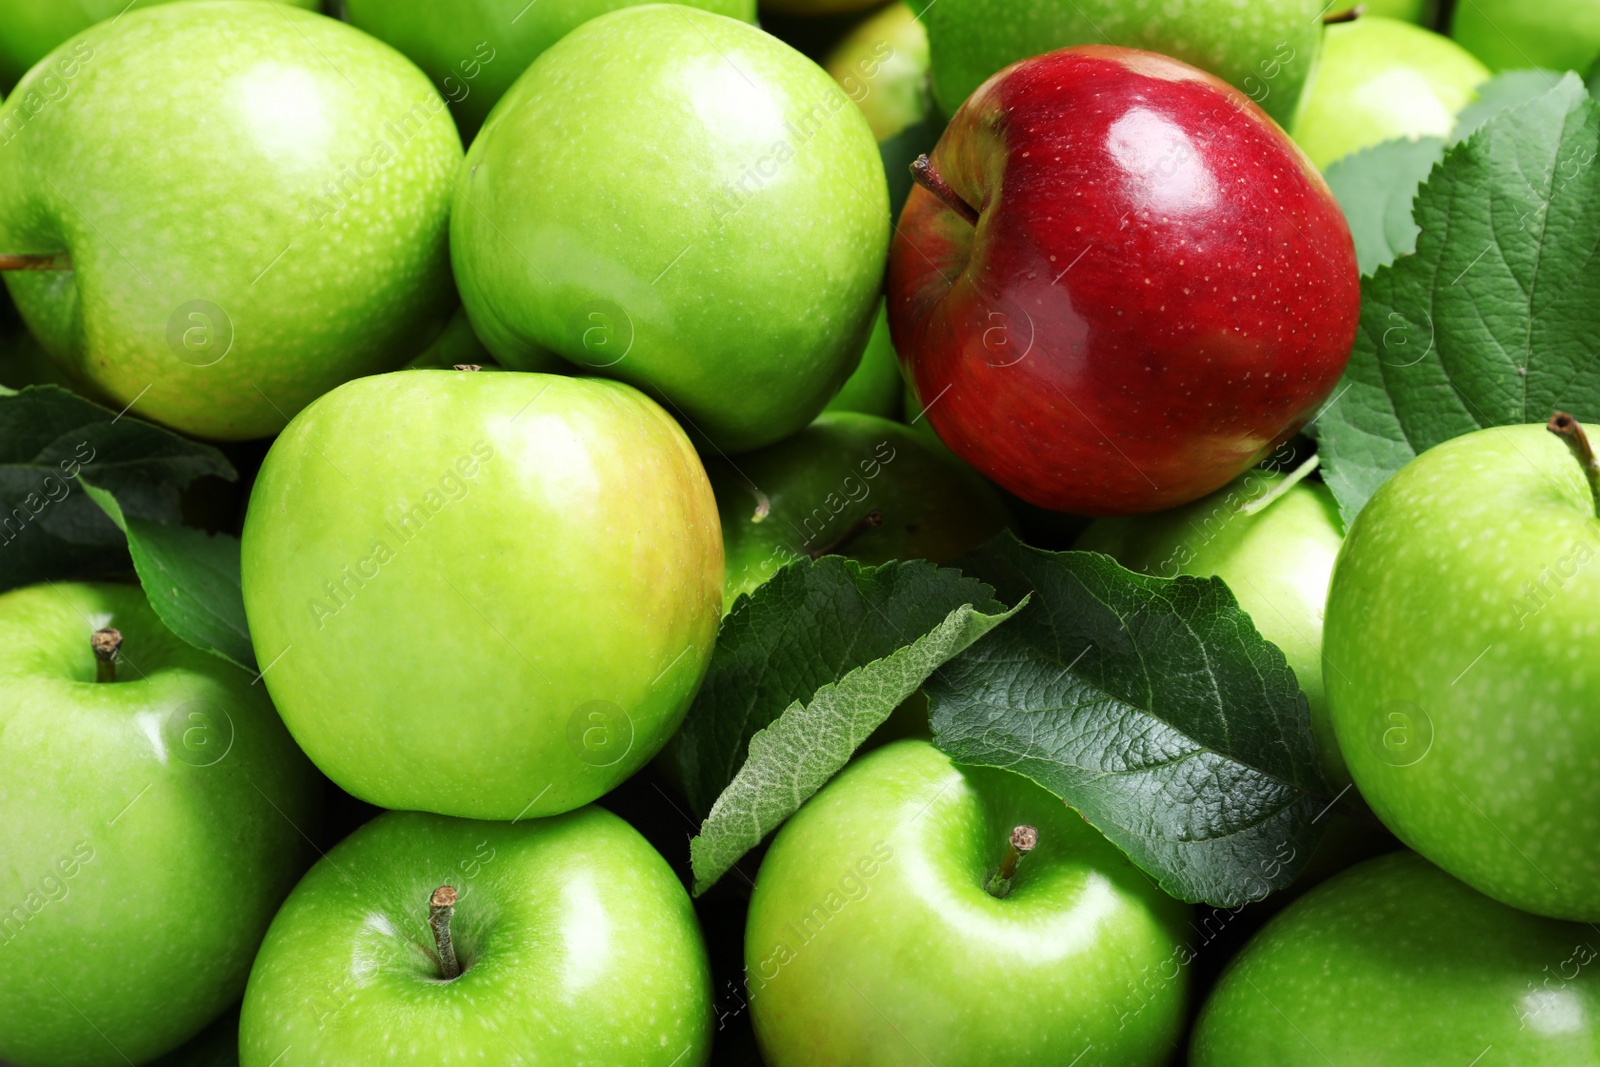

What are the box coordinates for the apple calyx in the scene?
[0,253,72,272]
[428,885,463,980]
[452,364,483,372]
[1547,412,1600,516]
[91,627,122,683]
[807,509,884,559]
[1322,5,1364,24]
[909,156,979,227]
[984,824,1038,899]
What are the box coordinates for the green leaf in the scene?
[1324,137,1443,275]
[81,480,255,671]
[1319,75,1600,524]
[670,556,1012,818]
[926,536,1331,907]
[0,384,234,591]
[689,590,1024,895]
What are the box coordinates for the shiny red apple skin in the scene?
[887,47,1359,516]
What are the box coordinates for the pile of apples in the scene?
[1,0,1597,1064]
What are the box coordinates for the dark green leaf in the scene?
[81,481,255,671]
[1324,137,1443,275]
[927,536,1331,907]
[1319,76,1600,523]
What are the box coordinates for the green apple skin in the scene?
[924,0,1325,128]
[824,301,903,418]
[0,0,318,89]
[0,583,319,1067]
[1292,16,1488,170]
[710,411,1010,608]
[1453,0,1600,74]
[1192,851,1600,1065]
[344,0,756,141]
[240,370,723,821]
[1077,467,1349,784]
[1325,423,1600,920]
[240,808,713,1066]
[0,2,461,440]
[451,6,890,454]
[147,1006,241,1067]
[746,740,1191,1066]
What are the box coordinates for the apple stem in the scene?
[808,509,883,559]
[1548,412,1600,516]
[985,825,1038,899]
[910,156,980,227]
[1322,5,1364,23]
[91,628,122,683]
[0,253,71,271]
[452,364,482,372]
[428,885,462,980]
[1240,452,1321,516]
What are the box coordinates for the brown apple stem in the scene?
[0,253,71,271]
[91,628,122,684]
[1548,412,1600,516]
[452,364,482,372]
[808,509,883,559]
[1322,5,1364,24]
[985,825,1038,899]
[428,885,462,980]
[910,156,980,227]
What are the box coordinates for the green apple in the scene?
[451,6,889,453]
[1192,850,1600,1064]
[1453,0,1600,74]
[746,739,1191,1066]
[148,1006,241,1066]
[924,0,1325,128]
[1325,421,1600,920]
[824,301,903,418]
[823,1,942,218]
[0,2,461,440]
[710,410,1009,608]
[1292,16,1488,170]
[344,0,757,141]
[0,0,318,89]
[240,807,713,1066]
[0,582,319,1066]
[240,369,723,820]
[1076,466,1349,783]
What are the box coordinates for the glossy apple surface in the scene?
[1325,422,1600,919]
[710,411,1010,607]
[240,808,713,1066]
[825,302,903,418]
[888,47,1359,516]
[344,0,755,140]
[451,6,888,453]
[1192,851,1600,1065]
[747,740,1191,1066]
[1293,16,1488,170]
[240,370,723,820]
[924,0,1325,127]
[0,583,318,1066]
[1452,0,1600,74]
[0,2,461,440]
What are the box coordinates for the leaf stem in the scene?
[1548,412,1600,517]
[985,825,1038,899]
[1240,453,1321,516]
[429,885,461,980]
[92,628,122,683]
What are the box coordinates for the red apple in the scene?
[887,47,1359,516]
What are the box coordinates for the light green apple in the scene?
[924,0,1326,128]
[1076,466,1348,783]
[710,410,1010,608]
[451,5,890,453]
[1192,851,1600,1065]
[747,740,1191,1065]
[240,808,713,1066]
[0,0,318,90]
[0,582,319,1067]
[825,302,903,418]
[343,0,757,141]
[1293,16,1488,170]
[0,2,461,440]
[240,369,724,821]
[1325,421,1600,920]
[1452,0,1600,74]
